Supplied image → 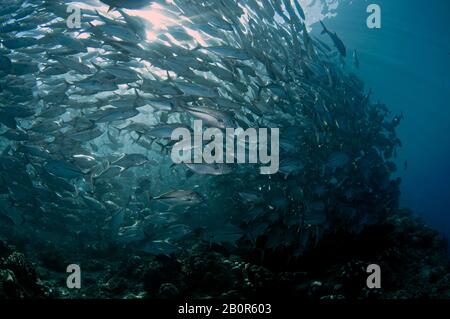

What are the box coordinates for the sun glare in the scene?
[72,1,181,41]
[127,4,178,31]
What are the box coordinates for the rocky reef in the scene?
[2,208,449,300]
[0,240,49,298]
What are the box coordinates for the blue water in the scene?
[313,0,450,235]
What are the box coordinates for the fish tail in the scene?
[83,173,95,194]
[255,82,268,94]
[135,131,144,143]
[155,141,167,154]
[112,125,124,136]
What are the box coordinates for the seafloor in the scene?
[1,208,449,299]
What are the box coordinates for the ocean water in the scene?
[1,0,450,302]
[318,0,450,236]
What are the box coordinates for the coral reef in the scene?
[3,209,447,300]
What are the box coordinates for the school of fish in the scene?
[0,0,403,258]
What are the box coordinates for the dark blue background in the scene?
[312,0,450,236]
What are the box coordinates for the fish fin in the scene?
[133,88,142,105]
[165,70,173,82]
[319,21,328,35]
[193,43,202,51]
[64,79,73,87]
[294,0,306,20]
[91,62,102,73]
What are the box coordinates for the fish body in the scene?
[151,189,203,206]
[44,160,85,180]
[100,0,154,10]
[319,21,347,57]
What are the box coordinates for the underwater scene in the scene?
[0,0,450,306]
